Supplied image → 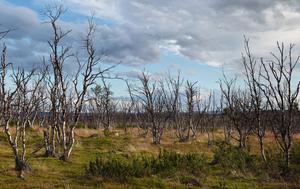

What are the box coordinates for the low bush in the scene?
[86,150,208,182]
[291,142,300,165]
[115,124,137,130]
[289,143,300,179]
[212,142,256,174]
[103,129,111,137]
[76,122,86,129]
[9,120,17,127]
[153,150,207,175]
[179,175,202,187]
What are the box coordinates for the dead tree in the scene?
[242,37,267,163]
[122,80,147,136]
[204,91,219,146]
[90,81,114,134]
[64,16,114,160]
[257,42,300,175]
[133,71,165,144]
[135,99,149,137]
[152,74,180,143]
[118,80,136,133]
[43,5,71,157]
[38,83,52,155]
[89,85,104,129]
[219,74,253,149]
[101,79,114,133]
[0,45,27,176]
[219,95,232,144]
[118,98,132,133]
[44,6,114,160]
[158,73,182,140]
[175,80,197,142]
[0,44,45,177]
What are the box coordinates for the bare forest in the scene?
[1,4,300,189]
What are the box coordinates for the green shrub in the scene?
[76,122,86,129]
[291,143,300,165]
[129,176,166,188]
[87,154,131,182]
[290,143,300,179]
[103,129,110,137]
[144,176,166,189]
[212,142,256,174]
[152,150,207,175]
[179,175,202,187]
[217,177,228,189]
[86,150,208,182]
[9,120,17,127]
[115,124,137,130]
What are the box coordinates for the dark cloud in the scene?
[2,0,300,72]
[0,1,50,41]
[94,23,160,65]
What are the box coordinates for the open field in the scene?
[0,127,299,189]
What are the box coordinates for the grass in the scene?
[0,127,299,188]
[86,150,207,183]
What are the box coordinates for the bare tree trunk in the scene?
[283,148,290,175]
[259,136,267,163]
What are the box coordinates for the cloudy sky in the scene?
[2,0,300,95]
